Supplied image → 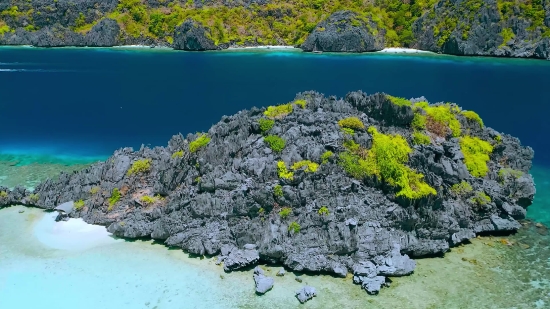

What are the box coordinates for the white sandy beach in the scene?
[377,47,434,54]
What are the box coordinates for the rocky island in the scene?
[0,0,549,59]
[0,90,536,296]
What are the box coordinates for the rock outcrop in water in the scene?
[301,11,385,53]
[0,90,536,295]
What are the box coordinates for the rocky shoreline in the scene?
[1,1,549,60]
[0,90,536,296]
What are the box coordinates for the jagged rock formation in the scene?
[412,0,550,60]
[0,90,536,294]
[172,19,218,51]
[301,11,385,53]
[295,286,317,303]
[253,266,275,294]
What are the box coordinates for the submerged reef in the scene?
[0,90,536,295]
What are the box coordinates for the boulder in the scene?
[173,19,218,51]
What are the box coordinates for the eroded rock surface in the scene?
[0,90,535,294]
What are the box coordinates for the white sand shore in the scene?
[33,211,120,251]
[377,47,434,54]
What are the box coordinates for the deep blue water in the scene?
[1,47,550,167]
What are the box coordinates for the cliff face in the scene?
[0,90,536,294]
[301,11,385,53]
[0,0,548,59]
[412,0,550,59]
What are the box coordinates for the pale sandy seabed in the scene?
[1,161,549,309]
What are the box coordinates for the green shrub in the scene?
[387,95,412,107]
[412,132,431,145]
[258,207,265,214]
[494,135,502,143]
[338,117,365,130]
[320,151,333,164]
[342,127,355,135]
[412,113,427,130]
[498,168,524,181]
[279,207,292,218]
[29,193,39,203]
[264,103,293,119]
[90,187,100,195]
[0,25,11,36]
[291,160,319,173]
[258,118,275,134]
[414,101,429,109]
[74,199,85,210]
[189,134,211,153]
[499,27,515,47]
[318,206,329,216]
[273,184,283,197]
[140,195,163,205]
[194,176,201,183]
[422,104,461,137]
[450,181,473,196]
[108,188,121,211]
[294,99,307,109]
[172,150,184,158]
[0,191,7,198]
[460,136,493,177]
[288,221,301,233]
[264,135,286,153]
[339,127,436,199]
[471,191,491,207]
[462,111,484,128]
[127,159,152,175]
[277,161,294,180]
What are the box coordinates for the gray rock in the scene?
[173,19,218,51]
[301,11,385,53]
[253,266,274,294]
[224,248,260,272]
[276,268,286,276]
[295,286,317,303]
[85,19,120,47]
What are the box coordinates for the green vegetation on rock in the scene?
[172,150,184,158]
[412,132,431,145]
[288,221,301,233]
[387,95,412,107]
[498,168,524,181]
[339,126,436,199]
[264,135,286,153]
[277,161,294,180]
[291,160,319,173]
[338,117,365,130]
[0,191,8,198]
[108,188,121,211]
[28,193,39,203]
[273,184,283,197]
[462,110,484,128]
[412,113,427,131]
[258,118,275,134]
[140,194,164,205]
[189,134,211,153]
[264,103,293,119]
[460,136,493,177]
[320,151,333,164]
[470,191,491,207]
[450,181,473,196]
[74,199,85,210]
[279,207,292,218]
[127,159,152,175]
[294,99,307,109]
[90,187,100,195]
[419,104,461,137]
[318,206,329,215]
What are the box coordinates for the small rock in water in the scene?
[18,210,24,213]
[295,276,303,283]
[276,268,286,276]
[295,286,317,303]
[253,266,274,295]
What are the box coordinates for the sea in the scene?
[0,47,549,309]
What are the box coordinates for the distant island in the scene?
[0,90,536,295]
[0,0,549,59]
